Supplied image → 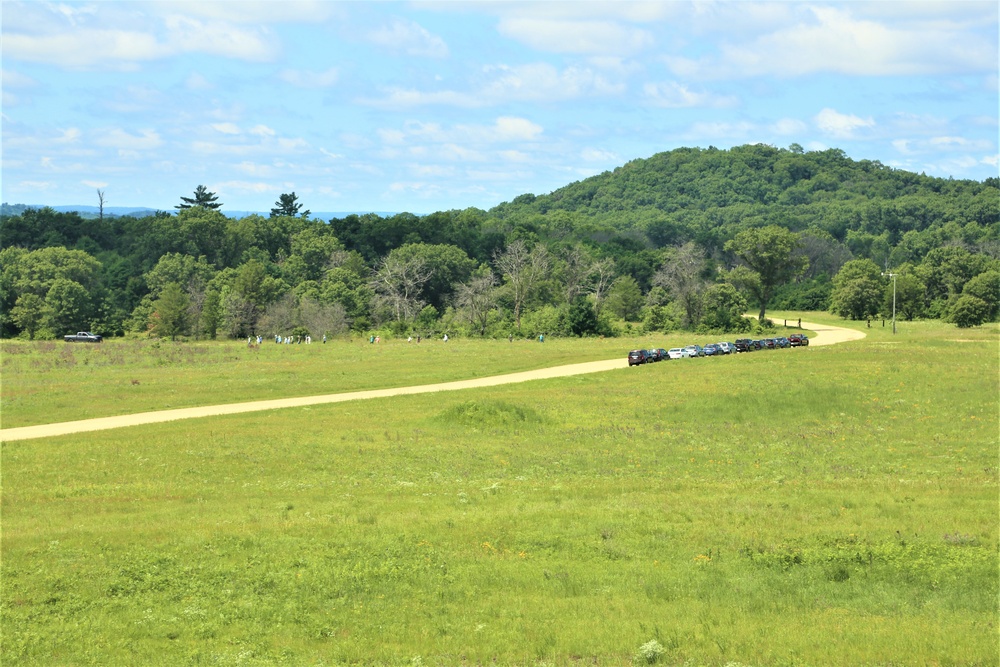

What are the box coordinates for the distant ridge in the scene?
[1,204,404,219]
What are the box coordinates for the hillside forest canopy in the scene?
[2,144,998,341]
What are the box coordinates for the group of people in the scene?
[271,334,326,344]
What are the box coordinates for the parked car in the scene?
[646,349,664,362]
[655,348,668,361]
[775,337,791,348]
[734,338,754,352]
[751,340,763,350]
[628,349,649,366]
[683,344,705,357]
[64,331,103,343]
[667,348,685,359]
[716,342,736,354]
[761,338,777,350]
[788,333,809,347]
[702,343,721,356]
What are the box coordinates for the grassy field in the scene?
[2,333,710,429]
[2,316,997,665]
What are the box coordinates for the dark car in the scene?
[655,348,668,361]
[751,340,763,350]
[645,349,662,362]
[702,343,721,356]
[788,333,809,347]
[775,337,791,348]
[761,338,776,350]
[64,331,103,343]
[628,349,649,366]
[734,338,755,352]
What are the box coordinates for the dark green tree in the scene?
[11,293,48,339]
[567,296,598,336]
[150,282,190,340]
[885,272,926,321]
[177,185,222,210]
[700,283,748,330]
[961,270,1000,321]
[946,295,990,328]
[725,225,808,321]
[44,278,92,334]
[830,259,884,320]
[270,192,310,219]
[604,275,644,321]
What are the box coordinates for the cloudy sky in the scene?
[2,1,997,214]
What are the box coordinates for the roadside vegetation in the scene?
[2,318,996,665]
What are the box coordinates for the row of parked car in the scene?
[628,334,809,366]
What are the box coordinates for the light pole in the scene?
[882,272,897,334]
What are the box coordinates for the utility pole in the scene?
[882,272,897,334]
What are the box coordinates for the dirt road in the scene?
[0,319,863,442]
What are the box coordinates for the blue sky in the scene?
[2,1,997,214]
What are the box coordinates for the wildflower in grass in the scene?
[636,639,665,664]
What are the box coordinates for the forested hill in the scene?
[488,144,998,253]
[1,143,998,341]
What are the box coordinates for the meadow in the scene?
[1,335,637,429]
[2,315,997,666]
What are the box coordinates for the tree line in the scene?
[2,144,997,340]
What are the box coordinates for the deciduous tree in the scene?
[724,225,807,321]
[494,240,549,330]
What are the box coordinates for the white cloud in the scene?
[17,180,57,191]
[368,18,449,58]
[279,67,339,88]
[214,180,278,195]
[235,162,273,177]
[2,6,278,69]
[2,30,166,68]
[665,4,997,79]
[684,121,758,140]
[366,63,624,109]
[212,123,241,135]
[481,63,624,101]
[158,1,339,24]
[81,180,109,188]
[94,128,163,150]
[185,72,214,90]
[55,128,82,144]
[250,125,276,137]
[489,117,544,142]
[162,15,276,62]
[642,81,737,108]
[770,118,809,136]
[1,68,38,88]
[814,108,875,139]
[497,18,654,56]
[580,148,618,162]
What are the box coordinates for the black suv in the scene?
[734,338,755,352]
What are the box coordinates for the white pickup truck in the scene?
[64,331,103,343]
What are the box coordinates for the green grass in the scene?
[2,318,997,665]
[0,335,626,429]
[0,327,815,429]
